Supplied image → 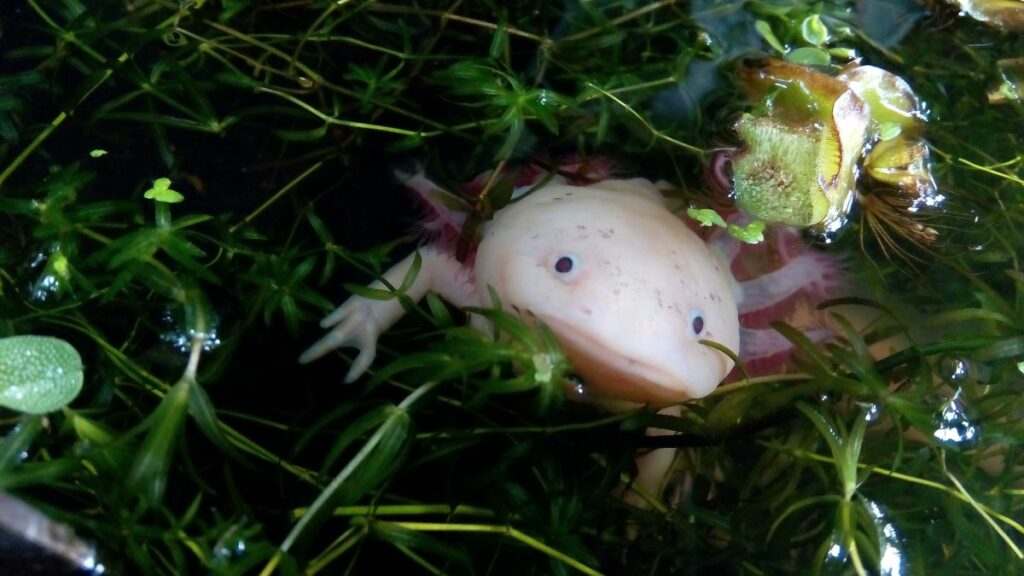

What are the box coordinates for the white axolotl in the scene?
[300,161,840,497]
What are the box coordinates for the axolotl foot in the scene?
[298,296,382,383]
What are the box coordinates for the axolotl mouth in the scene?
[537,315,733,405]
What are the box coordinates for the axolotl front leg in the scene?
[299,245,476,382]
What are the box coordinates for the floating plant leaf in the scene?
[786,47,831,67]
[732,115,828,227]
[800,14,830,47]
[863,135,934,192]
[837,65,924,139]
[0,336,84,414]
[950,0,1024,31]
[736,58,847,125]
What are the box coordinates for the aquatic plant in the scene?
[0,335,83,414]
[1,0,1023,574]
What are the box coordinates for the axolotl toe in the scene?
[300,170,741,405]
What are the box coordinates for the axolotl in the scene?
[300,163,840,407]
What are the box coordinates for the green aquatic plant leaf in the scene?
[755,20,786,54]
[0,336,84,414]
[727,219,766,244]
[0,415,44,472]
[687,207,727,228]
[366,518,471,569]
[801,14,830,46]
[732,114,829,226]
[126,376,191,506]
[278,402,412,556]
[143,177,185,203]
[786,46,831,67]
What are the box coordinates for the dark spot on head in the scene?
[692,315,704,335]
[555,256,574,273]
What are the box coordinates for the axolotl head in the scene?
[474,178,740,404]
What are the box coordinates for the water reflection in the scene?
[823,500,907,576]
[933,388,978,447]
[160,307,222,354]
[26,246,73,304]
[865,499,907,576]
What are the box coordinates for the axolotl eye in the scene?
[554,254,576,274]
[689,308,705,336]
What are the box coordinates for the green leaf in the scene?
[89,149,108,157]
[786,47,831,67]
[68,410,116,445]
[273,124,329,142]
[344,283,401,301]
[424,292,454,329]
[801,14,830,47]
[126,377,192,505]
[755,20,786,54]
[686,207,727,228]
[369,519,470,566]
[727,219,766,244]
[144,178,185,203]
[0,336,84,414]
[0,458,82,490]
[187,380,247,464]
[280,404,412,554]
[0,415,44,472]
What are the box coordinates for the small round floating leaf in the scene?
[801,14,830,47]
[89,149,108,158]
[787,47,831,67]
[0,336,84,414]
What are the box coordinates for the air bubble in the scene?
[933,388,978,447]
[161,306,222,355]
[941,357,970,383]
[865,499,907,576]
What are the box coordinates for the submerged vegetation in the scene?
[2,0,1024,574]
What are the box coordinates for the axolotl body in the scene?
[300,164,840,407]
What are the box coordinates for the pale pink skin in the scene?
[300,163,842,504]
[301,173,740,403]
